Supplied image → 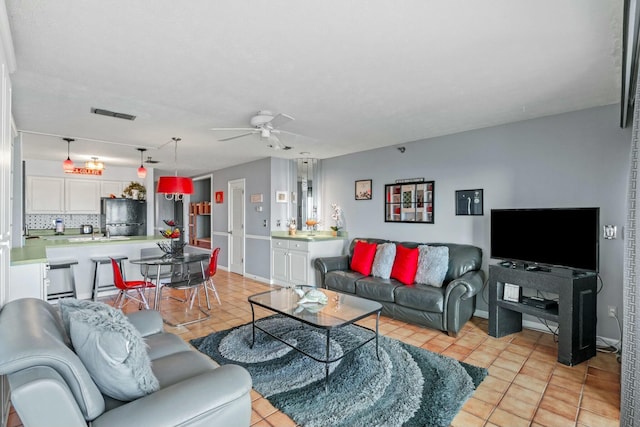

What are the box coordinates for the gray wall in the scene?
[211,157,279,279]
[320,105,629,340]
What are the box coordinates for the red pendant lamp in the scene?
[156,137,194,200]
[136,148,147,179]
[62,138,75,172]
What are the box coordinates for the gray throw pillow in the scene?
[415,245,449,287]
[371,243,396,279]
[69,308,159,401]
[58,298,117,337]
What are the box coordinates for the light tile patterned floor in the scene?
[8,270,621,427]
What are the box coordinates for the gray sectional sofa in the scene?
[0,298,252,427]
[314,238,485,336]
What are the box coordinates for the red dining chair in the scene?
[203,247,222,307]
[111,258,156,310]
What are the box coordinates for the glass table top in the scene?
[248,286,382,328]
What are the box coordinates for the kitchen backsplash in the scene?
[26,214,100,231]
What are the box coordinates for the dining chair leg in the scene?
[208,279,221,305]
[136,289,150,310]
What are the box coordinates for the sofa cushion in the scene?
[394,283,446,313]
[415,245,449,287]
[151,350,217,388]
[325,270,364,294]
[355,276,402,303]
[371,242,396,279]
[58,298,116,338]
[390,244,419,285]
[68,308,160,401]
[350,240,378,275]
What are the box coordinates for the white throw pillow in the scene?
[371,243,396,279]
[69,308,159,401]
[414,245,449,287]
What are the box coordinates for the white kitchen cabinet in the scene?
[271,238,344,287]
[26,176,65,213]
[65,179,101,213]
[100,180,126,198]
[8,262,49,301]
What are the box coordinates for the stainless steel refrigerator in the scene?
[100,198,146,236]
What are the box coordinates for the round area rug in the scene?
[191,316,487,427]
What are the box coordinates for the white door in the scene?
[229,179,245,275]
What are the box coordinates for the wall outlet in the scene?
[608,305,617,318]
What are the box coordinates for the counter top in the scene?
[11,235,165,265]
[270,231,348,242]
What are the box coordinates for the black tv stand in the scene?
[488,264,597,366]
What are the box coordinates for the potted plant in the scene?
[122,181,147,200]
[330,203,343,236]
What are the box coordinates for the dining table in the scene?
[128,252,211,312]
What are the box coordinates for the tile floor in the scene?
[7,270,621,427]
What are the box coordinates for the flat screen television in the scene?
[490,207,599,272]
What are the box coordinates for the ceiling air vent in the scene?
[91,108,136,121]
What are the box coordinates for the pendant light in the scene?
[85,157,105,171]
[62,138,75,172]
[156,137,194,200]
[136,148,147,179]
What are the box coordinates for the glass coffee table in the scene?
[248,286,383,391]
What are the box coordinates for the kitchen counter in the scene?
[11,235,165,265]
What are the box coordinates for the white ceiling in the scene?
[6,0,623,176]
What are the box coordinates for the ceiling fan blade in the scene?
[209,127,255,132]
[218,131,256,142]
[269,113,294,129]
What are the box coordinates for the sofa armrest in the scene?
[9,366,90,427]
[444,270,485,301]
[92,365,252,427]
[314,255,350,287]
[125,310,164,337]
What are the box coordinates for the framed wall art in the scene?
[384,181,434,223]
[276,191,288,203]
[355,179,372,200]
[215,191,224,203]
[455,189,483,215]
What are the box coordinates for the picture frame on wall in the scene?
[455,189,483,215]
[276,190,288,203]
[355,179,372,200]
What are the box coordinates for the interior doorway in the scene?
[228,179,245,275]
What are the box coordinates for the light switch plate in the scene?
[603,225,617,239]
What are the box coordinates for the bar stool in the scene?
[47,259,78,301]
[90,256,129,301]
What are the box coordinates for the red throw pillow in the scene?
[350,241,378,276]
[391,245,419,285]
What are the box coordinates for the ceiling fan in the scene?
[210,110,306,150]
[145,156,160,164]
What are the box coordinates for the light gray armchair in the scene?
[0,298,252,427]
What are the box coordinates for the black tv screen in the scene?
[491,207,599,272]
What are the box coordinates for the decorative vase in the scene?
[289,229,297,236]
[331,230,337,237]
